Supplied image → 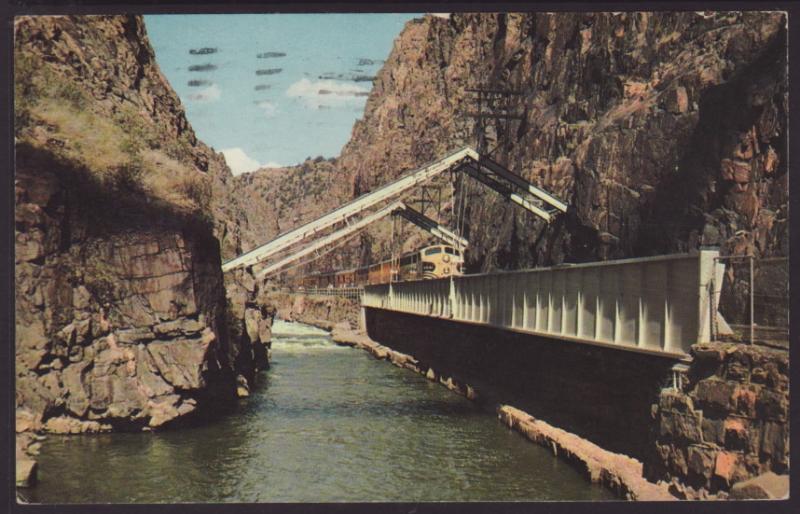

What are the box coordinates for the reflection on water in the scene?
[27,320,613,503]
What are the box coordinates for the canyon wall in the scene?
[14,15,270,433]
[237,12,787,278]
[339,12,787,269]
[232,157,346,254]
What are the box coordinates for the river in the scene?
[25,320,613,503]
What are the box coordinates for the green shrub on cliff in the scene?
[14,46,211,219]
[14,50,88,124]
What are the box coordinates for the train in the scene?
[299,244,465,289]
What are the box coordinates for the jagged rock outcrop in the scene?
[235,12,786,282]
[16,163,219,431]
[340,12,788,268]
[224,269,275,398]
[647,342,789,498]
[14,14,270,433]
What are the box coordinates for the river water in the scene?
[26,320,612,503]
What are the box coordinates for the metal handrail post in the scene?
[750,254,755,345]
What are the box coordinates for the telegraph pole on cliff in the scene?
[455,87,526,247]
[464,87,525,155]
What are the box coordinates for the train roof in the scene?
[307,243,465,276]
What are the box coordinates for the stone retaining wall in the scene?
[646,342,789,498]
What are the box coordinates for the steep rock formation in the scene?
[647,343,789,498]
[232,157,345,253]
[16,158,222,431]
[224,268,275,398]
[14,15,270,433]
[338,12,787,269]
[234,12,786,285]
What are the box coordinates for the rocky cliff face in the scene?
[232,157,345,253]
[335,12,787,269]
[14,15,270,433]
[647,343,789,498]
[235,12,786,281]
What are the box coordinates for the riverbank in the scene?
[16,433,42,488]
[24,319,614,502]
[327,323,675,501]
[267,292,360,331]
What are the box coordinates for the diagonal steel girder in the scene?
[474,156,568,213]
[458,163,555,222]
[393,203,468,249]
[223,147,477,273]
[255,201,467,279]
[255,201,405,279]
[223,147,567,274]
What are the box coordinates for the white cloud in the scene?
[262,161,283,168]
[221,147,261,175]
[286,78,369,109]
[188,84,222,102]
[256,100,277,118]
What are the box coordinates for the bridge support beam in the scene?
[363,251,724,358]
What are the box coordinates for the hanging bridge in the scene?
[222,147,566,274]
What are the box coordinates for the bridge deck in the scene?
[363,251,724,358]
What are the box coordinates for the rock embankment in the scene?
[16,433,42,488]
[14,14,271,442]
[647,342,789,498]
[498,406,675,501]
[268,292,361,330]
[330,324,672,500]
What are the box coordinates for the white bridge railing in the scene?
[363,251,724,358]
[290,287,364,300]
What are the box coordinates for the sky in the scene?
[144,14,419,174]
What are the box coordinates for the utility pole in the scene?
[458,86,527,255]
[464,87,525,156]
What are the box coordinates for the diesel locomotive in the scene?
[300,244,465,288]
